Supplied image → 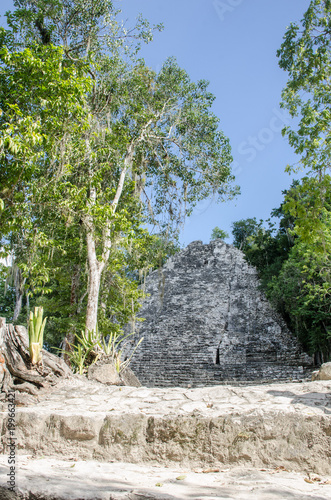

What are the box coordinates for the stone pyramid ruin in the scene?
[129,240,313,387]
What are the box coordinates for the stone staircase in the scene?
[1,377,331,499]
[129,240,313,387]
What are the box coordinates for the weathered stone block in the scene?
[312,362,331,381]
[88,362,120,385]
[120,367,141,387]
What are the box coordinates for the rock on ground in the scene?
[312,362,331,381]
[88,361,141,387]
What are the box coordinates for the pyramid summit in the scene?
[129,240,313,387]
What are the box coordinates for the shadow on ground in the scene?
[267,390,331,415]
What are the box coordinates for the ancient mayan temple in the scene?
[129,240,313,387]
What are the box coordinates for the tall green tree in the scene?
[274,0,331,360]
[231,218,262,251]
[210,227,229,241]
[0,26,91,326]
[277,0,331,179]
[4,1,236,337]
[0,29,90,233]
[267,183,331,361]
[277,0,331,249]
[57,56,235,334]
[230,179,330,360]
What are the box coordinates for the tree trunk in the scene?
[12,269,26,322]
[85,231,104,334]
[83,141,136,335]
[12,292,23,323]
[61,266,81,364]
[0,317,72,406]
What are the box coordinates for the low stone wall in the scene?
[1,377,330,475]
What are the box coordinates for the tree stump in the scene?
[0,317,72,406]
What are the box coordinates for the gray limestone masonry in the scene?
[127,240,314,387]
[1,377,331,476]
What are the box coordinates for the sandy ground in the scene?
[1,455,331,500]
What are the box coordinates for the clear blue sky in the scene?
[1,0,311,246]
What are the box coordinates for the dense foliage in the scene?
[0,1,236,367]
[275,0,331,361]
[210,227,229,241]
[226,178,330,362]
[2,0,330,369]
[209,1,331,362]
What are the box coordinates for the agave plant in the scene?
[66,342,98,375]
[101,331,143,373]
[57,329,100,374]
[28,307,47,364]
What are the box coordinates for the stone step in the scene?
[1,377,330,476]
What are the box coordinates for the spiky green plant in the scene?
[57,329,100,374]
[65,342,98,375]
[28,306,47,364]
[56,326,143,375]
[101,331,143,373]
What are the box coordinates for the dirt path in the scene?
[1,455,331,499]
